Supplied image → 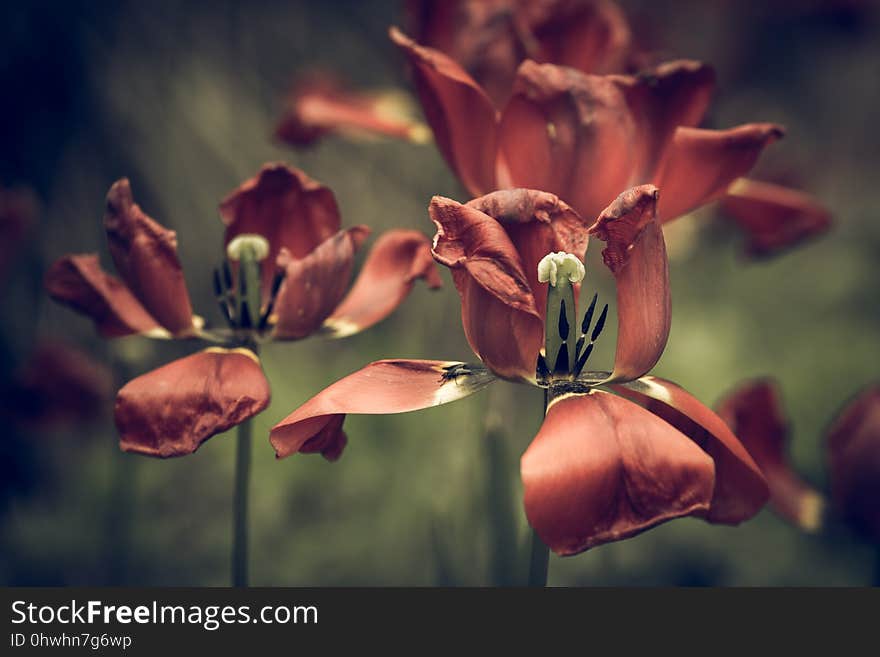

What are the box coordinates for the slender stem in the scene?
[527,390,551,587]
[232,416,252,587]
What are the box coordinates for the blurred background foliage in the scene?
[1,0,878,585]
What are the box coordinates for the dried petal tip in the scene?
[226,234,270,262]
[537,252,585,287]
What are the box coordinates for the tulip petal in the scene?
[652,124,784,222]
[498,61,637,221]
[219,163,342,298]
[528,0,632,76]
[467,188,589,329]
[716,379,824,531]
[615,376,770,524]
[272,226,370,340]
[826,384,880,541]
[721,179,832,258]
[103,179,195,336]
[430,195,543,380]
[611,60,715,178]
[589,185,669,383]
[116,348,270,458]
[521,390,715,556]
[390,27,498,196]
[45,254,164,338]
[323,229,443,338]
[270,359,497,460]
[275,74,430,146]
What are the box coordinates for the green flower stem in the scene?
[527,390,550,587]
[232,415,252,587]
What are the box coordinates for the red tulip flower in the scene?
[389,25,831,256]
[718,379,880,543]
[269,185,768,557]
[45,162,441,458]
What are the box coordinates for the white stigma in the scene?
[537,251,585,287]
[226,233,270,262]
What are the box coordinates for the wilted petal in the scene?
[521,390,715,556]
[116,348,270,458]
[45,254,163,338]
[272,226,370,340]
[430,196,543,380]
[826,384,880,541]
[104,179,195,336]
[219,163,342,297]
[611,60,715,178]
[721,178,832,258]
[323,229,443,338]
[616,376,769,524]
[716,379,824,531]
[589,186,669,383]
[0,186,37,277]
[275,74,430,146]
[498,61,637,221]
[467,188,589,327]
[390,27,499,196]
[3,341,113,427]
[652,124,785,222]
[526,0,632,76]
[270,359,496,460]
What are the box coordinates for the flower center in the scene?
[213,233,284,336]
[536,252,608,385]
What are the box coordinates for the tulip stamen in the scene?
[257,269,286,332]
[213,266,236,327]
[573,300,609,379]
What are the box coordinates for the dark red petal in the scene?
[429,195,543,380]
[652,124,785,222]
[3,341,113,427]
[219,163,342,297]
[272,226,370,340]
[588,186,669,382]
[826,384,880,541]
[270,359,496,460]
[390,26,499,196]
[116,348,270,458]
[498,61,637,221]
[466,188,589,328]
[716,379,824,531]
[324,229,443,338]
[103,179,195,336]
[611,60,715,178]
[0,186,37,278]
[527,0,632,76]
[275,73,428,146]
[45,254,162,338]
[615,376,770,524]
[521,390,715,556]
[720,179,832,258]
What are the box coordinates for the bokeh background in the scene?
[1,0,878,586]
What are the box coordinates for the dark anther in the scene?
[581,293,598,335]
[258,269,286,331]
[239,299,253,329]
[553,343,569,375]
[212,268,223,297]
[536,353,550,382]
[591,304,609,343]
[558,299,570,340]
[574,343,593,376]
[222,260,233,290]
[213,266,235,327]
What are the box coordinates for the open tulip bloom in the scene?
[269,185,769,583]
[44,162,441,584]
